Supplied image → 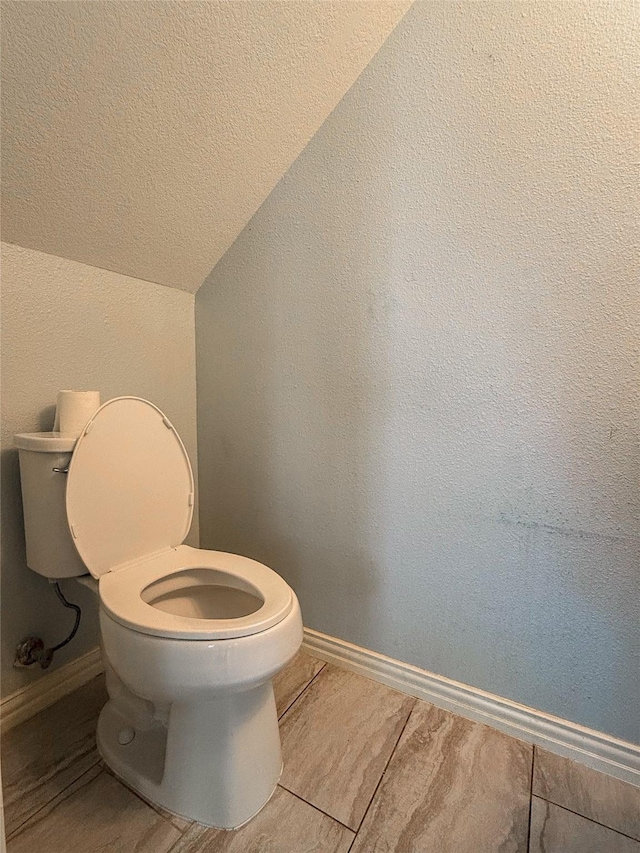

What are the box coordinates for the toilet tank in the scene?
[14,433,89,579]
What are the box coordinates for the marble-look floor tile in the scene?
[529,795,640,853]
[273,650,325,718]
[351,701,532,853]
[7,766,182,853]
[6,763,103,841]
[533,747,640,840]
[167,786,353,853]
[279,665,415,829]
[1,675,108,836]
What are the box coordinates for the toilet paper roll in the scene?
[53,390,101,437]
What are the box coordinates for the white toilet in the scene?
[14,396,303,829]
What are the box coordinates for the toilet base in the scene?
[96,681,282,829]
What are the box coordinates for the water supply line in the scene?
[13,582,82,670]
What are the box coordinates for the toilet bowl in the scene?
[14,397,303,829]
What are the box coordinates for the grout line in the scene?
[347,815,359,853]
[277,662,327,722]
[532,795,640,844]
[526,745,536,852]
[349,696,418,846]
[276,784,354,834]
[6,758,103,841]
[165,821,204,853]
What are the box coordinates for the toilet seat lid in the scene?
[66,397,194,578]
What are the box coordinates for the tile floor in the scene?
[2,651,639,852]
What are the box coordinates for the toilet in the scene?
[14,396,303,829]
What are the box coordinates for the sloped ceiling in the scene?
[1,0,410,293]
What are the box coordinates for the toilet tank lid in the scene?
[14,432,77,452]
[66,397,195,578]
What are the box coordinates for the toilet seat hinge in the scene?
[109,546,175,574]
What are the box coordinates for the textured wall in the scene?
[197,1,640,742]
[1,243,198,696]
[1,0,410,293]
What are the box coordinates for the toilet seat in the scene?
[66,397,294,641]
[99,545,293,640]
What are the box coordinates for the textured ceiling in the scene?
[1,1,410,293]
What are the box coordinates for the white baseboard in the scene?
[1,646,104,734]
[2,631,637,790]
[302,628,640,788]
